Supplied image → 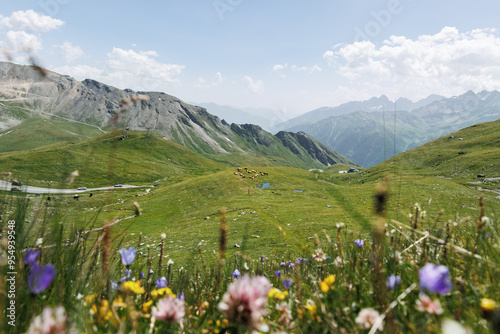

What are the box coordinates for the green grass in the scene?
[0,116,106,153]
[0,130,225,187]
[2,118,500,333]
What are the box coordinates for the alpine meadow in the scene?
[1,3,500,333]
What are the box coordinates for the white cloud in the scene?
[272,62,321,77]
[291,64,322,73]
[326,27,500,99]
[4,30,42,52]
[106,48,184,86]
[243,76,263,94]
[53,48,185,92]
[59,41,84,63]
[194,72,224,88]
[0,10,64,33]
[52,64,103,79]
[272,63,288,78]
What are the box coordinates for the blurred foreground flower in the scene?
[319,274,336,293]
[415,293,443,315]
[312,249,326,262]
[354,239,364,248]
[27,306,68,334]
[283,278,292,290]
[28,262,56,294]
[355,308,383,331]
[386,274,401,290]
[218,275,271,332]
[419,263,452,295]
[121,280,145,294]
[232,269,241,278]
[24,249,40,266]
[119,247,136,266]
[268,288,288,300]
[156,277,168,289]
[152,296,185,324]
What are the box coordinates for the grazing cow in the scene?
[242,175,246,178]
[73,195,79,200]
[234,172,239,175]
[237,168,242,172]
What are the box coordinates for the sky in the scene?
[2,0,500,120]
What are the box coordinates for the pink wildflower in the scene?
[152,296,185,323]
[276,301,293,327]
[415,293,443,315]
[355,308,383,331]
[27,306,68,334]
[312,248,327,262]
[218,274,271,331]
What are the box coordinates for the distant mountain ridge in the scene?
[275,90,500,167]
[0,62,353,169]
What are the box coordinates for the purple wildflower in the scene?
[283,278,292,290]
[232,269,241,278]
[24,249,40,266]
[178,292,185,301]
[261,256,265,263]
[280,262,286,267]
[156,277,168,289]
[118,247,136,266]
[274,270,282,278]
[124,269,132,278]
[386,274,401,290]
[28,262,56,294]
[419,263,452,295]
[149,269,154,274]
[354,239,364,248]
[140,272,144,279]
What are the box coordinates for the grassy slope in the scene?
[0,116,106,152]
[0,130,225,187]
[5,119,500,267]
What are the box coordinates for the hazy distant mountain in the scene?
[272,94,445,132]
[0,62,353,168]
[285,91,500,167]
[193,102,286,132]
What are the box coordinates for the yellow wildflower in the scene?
[150,286,173,299]
[112,295,126,309]
[481,298,496,312]
[305,299,317,317]
[320,274,336,293]
[142,300,153,313]
[98,299,113,322]
[85,293,98,306]
[122,280,145,294]
[268,288,289,300]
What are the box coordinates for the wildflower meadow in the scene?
[0,176,499,334]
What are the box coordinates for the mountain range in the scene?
[0,62,353,169]
[271,91,500,167]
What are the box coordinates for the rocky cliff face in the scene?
[0,62,354,168]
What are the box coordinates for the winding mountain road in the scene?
[0,180,146,194]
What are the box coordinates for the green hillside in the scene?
[3,119,499,266]
[0,115,106,153]
[0,130,225,187]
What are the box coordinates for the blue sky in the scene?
[2,0,500,118]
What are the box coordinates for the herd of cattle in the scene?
[233,167,269,180]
